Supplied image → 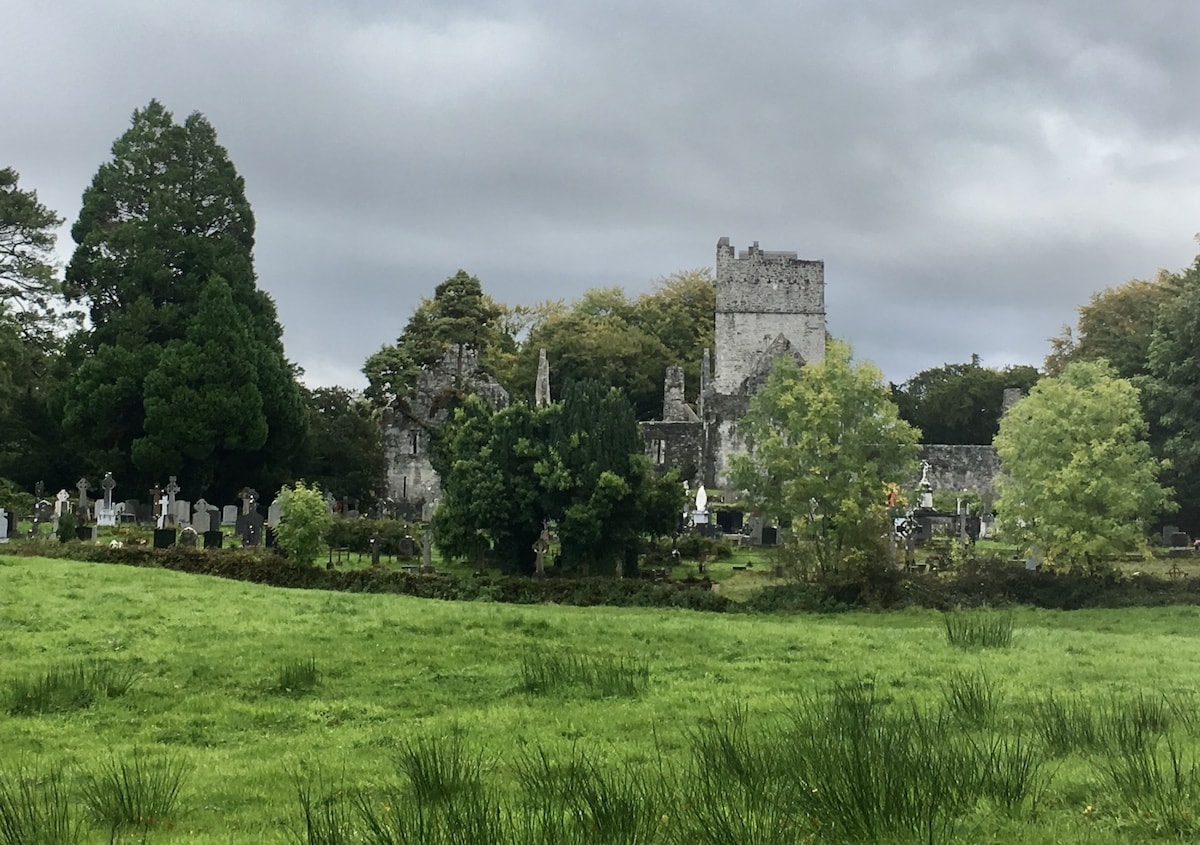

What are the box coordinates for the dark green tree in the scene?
[0,167,66,343]
[432,382,683,575]
[0,168,75,489]
[300,385,386,505]
[432,398,546,572]
[1141,254,1200,529]
[62,100,306,500]
[891,357,1040,445]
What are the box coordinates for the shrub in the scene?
[276,482,334,565]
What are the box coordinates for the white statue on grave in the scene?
[693,484,709,525]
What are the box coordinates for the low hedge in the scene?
[9,543,1200,614]
[2,542,733,612]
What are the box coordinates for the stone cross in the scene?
[165,476,180,519]
[239,487,258,515]
[101,472,116,509]
[34,480,44,500]
[150,485,162,522]
[158,493,169,529]
[75,478,91,524]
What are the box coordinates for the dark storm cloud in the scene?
[4,0,1199,388]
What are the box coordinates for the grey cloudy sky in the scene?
[6,0,1199,390]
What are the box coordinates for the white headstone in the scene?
[221,505,238,526]
[54,489,70,517]
[0,508,8,544]
[267,498,282,528]
[173,500,191,526]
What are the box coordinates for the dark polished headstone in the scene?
[153,528,177,549]
[203,530,224,550]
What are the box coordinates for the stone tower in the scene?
[712,238,825,394]
[705,238,826,487]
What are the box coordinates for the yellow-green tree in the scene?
[275,481,333,565]
[731,341,920,573]
[995,361,1173,572]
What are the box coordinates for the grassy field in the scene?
[4,554,1200,843]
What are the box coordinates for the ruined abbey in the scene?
[641,237,826,488]
[382,236,995,509]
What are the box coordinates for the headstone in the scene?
[157,494,170,529]
[398,536,415,558]
[1163,525,1181,546]
[192,499,212,533]
[54,489,69,518]
[238,509,264,547]
[0,508,8,544]
[203,530,223,549]
[267,498,282,528]
[75,477,91,523]
[153,528,177,549]
[75,525,97,542]
[135,502,153,524]
[221,505,238,526]
[121,499,139,523]
[178,526,198,548]
[238,487,258,516]
[173,499,191,526]
[97,472,117,526]
[149,484,162,525]
[760,525,778,546]
[165,476,181,526]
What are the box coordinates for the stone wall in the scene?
[383,344,508,506]
[918,445,1002,499]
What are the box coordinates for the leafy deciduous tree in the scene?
[1045,270,1184,379]
[731,341,920,573]
[995,361,1172,571]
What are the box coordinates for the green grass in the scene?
[6,555,1200,842]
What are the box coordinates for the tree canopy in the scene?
[62,100,306,500]
[299,386,385,506]
[1140,254,1200,529]
[364,270,509,407]
[731,341,920,573]
[891,356,1040,445]
[432,381,683,575]
[995,361,1172,571]
[1045,270,1184,380]
[505,269,715,418]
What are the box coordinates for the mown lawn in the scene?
[4,554,1200,843]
